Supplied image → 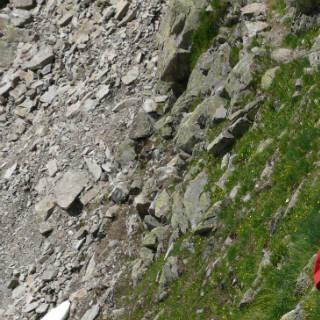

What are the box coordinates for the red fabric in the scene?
[313,251,320,290]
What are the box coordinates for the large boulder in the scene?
[187,43,231,96]
[157,0,209,85]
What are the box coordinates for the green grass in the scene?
[270,0,286,15]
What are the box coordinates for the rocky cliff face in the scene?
[2,0,320,319]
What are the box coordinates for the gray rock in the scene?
[112,97,141,113]
[11,0,36,10]
[207,131,235,157]
[85,158,102,181]
[46,159,58,177]
[142,98,157,114]
[244,21,270,37]
[25,46,54,71]
[225,54,255,98]
[144,215,162,230]
[187,43,231,97]
[184,171,211,229]
[261,67,279,90]
[122,66,139,85]
[81,305,100,320]
[271,48,294,64]
[42,266,57,282]
[39,222,54,237]
[171,190,189,234]
[154,189,171,222]
[129,112,154,140]
[35,196,55,220]
[110,182,129,204]
[228,117,251,138]
[23,301,39,313]
[10,9,33,27]
[54,171,89,210]
[159,256,180,289]
[35,303,49,315]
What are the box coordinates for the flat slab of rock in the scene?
[42,300,70,320]
[271,48,294,63]
[112,97,140,113]
[244,21,270,37]
[25,46,54,71]
[35,196,55,220]
[241,3,267,17]
[54,171,89,209]
[11,0,36,10]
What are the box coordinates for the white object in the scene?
[42,301,70,320]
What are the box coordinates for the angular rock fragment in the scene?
[54,171,89,210]
[207,131,235,157]
[129,112,154,140]
[25,46,54,71]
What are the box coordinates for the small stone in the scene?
[122,66,139,85]
[42,266,58,282]
[85,158,102,181]
[39,223,54,237]
[36,303,49,315]
[46,159,58,177]
[207,131,235,157]
[115,0,130,20]
[11,0,36,10]
[142,98,157,113]
[25,46,54,71]
[35,196,55,220]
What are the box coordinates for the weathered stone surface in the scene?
[228,117,251,138]
[25,46,54,70]
[85,158,102,181]
[154,189,171,222]
[271,48,294,64]
[129,112,154,140]
[159,256,180,289]
[183,171,211,229]
[244,21,270,37]
[261,67,279,90]
[225,54,255,98]
[241,3,267,17]
[35,196,55,220]
[54,171,89,210]
[207,131,235,157]
[81,305,100,320]
[122,66,139,85]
